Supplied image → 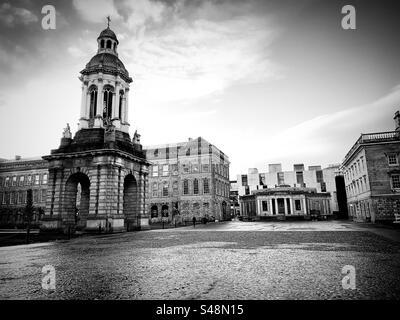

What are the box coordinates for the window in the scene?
[391,175,400,189]
[5,176,10,187]
[153,149,159,157]
[118,90,124,119]
[193,202,200,212]
[262,201,268,211]
[203,202,209,210]
[41,189,46,202]
[296,171,304,184]
[33,190,39,203]
[89,85,98,118]
[321,182,327,192]
[106,40,112,49]
[295,200,301,211]
[193,179,199,194]
[171,164,178,175]
[10,192,14,204]
[19,175,25,186]
[172,181,178,196]
[11,176,17,186]
[42,174,48,184]
[182,164,189,173]
[316,170,323,183]
[152,166,158,177]
[186,148,190,156]
[388,154,398,166]
[192,164,199,173]
[162,164,169,176]
[103,86,113,119]
[162,183,169,197]
[34,174,40,185]
[0,192,3,205]
[152,182,158,197]
[203,178,210,194]
[202,164,209,172]
[241,175,248,187]
[277,172,285,185]
[183,180,189,195]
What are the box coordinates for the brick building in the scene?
[341,111,400,223]
[144,137,230,224]
[240,187,331,221]
[236,163,343,215]
[0,157,48,227]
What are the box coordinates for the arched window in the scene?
[107,40,112,49]
[113,43,117,51]
[193,179,199,195]
[119,90,124,119]
[103,86,114,120]
[89,85,98,118]
[100,39,105,48]
[183,179,189,195]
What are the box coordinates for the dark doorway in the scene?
[335,175,348,219]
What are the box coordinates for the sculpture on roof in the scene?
[63,123,72,139]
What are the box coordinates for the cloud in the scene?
[0,2,38,27]
[246,85,400,171]
[72,0,122,23]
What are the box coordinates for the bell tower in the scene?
[41,21,150,235]
[78,20,132,133]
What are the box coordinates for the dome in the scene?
[80,53,132,83]
[98,27,118,43]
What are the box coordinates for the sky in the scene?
[0,0,399,179]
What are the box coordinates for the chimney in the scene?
[394,111,400,131]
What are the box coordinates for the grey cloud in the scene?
[0,2,38,27]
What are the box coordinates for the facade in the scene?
[0,157,48,227]
[240,187,331,220]
[229,180,240,217]
[144,137,230,223]
[0,25,151,233]
[236,163,342,214]
[341,111,400,223]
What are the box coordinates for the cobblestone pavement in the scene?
[1,221,400,300]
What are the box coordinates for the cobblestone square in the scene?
[1,221,400,300]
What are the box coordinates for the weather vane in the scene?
[106,15,111,28]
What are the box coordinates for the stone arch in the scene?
[123,173,139,230]
[63,172,90,232]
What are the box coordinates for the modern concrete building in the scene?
[341,111,400,223]
[236,163,343,215]
[144,137,230,224]
[240,187,332,221]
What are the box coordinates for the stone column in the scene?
[124,88,130,123]
[303,197,307,215]
[112,82,121,129]
[94,80,104,128]
[79,83,89,129]
[257,199,262,216]
[289,198,294,215]
[269,198,273,216]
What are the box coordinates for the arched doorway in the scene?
[64,172,90,232]
[123,174,138,230]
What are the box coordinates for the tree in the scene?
[25,189,34,244]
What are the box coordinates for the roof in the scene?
[81,53,132,82]
[342,130,400,166]
[98,27,118,43]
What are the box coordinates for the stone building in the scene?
[341,111,400,223]
[240,187,332,220]
[0,157,48,227]
[144,137,230,224]
[0,25,151,233]
[236,163,343,215]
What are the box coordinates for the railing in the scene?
[343,131,399,164]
